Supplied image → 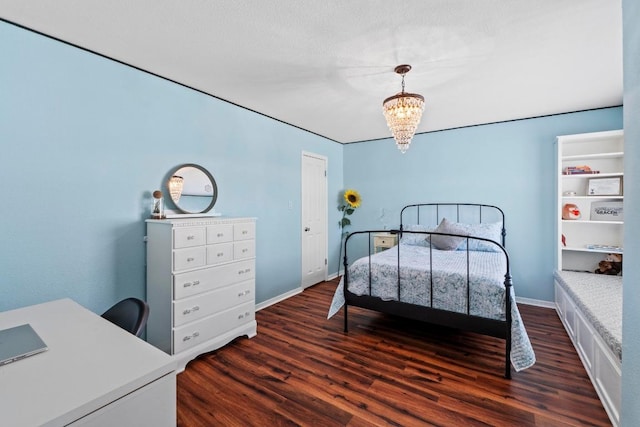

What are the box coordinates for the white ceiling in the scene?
[0,0,623,143]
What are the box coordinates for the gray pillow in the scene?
[430,218,469,250]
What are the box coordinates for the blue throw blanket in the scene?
[328,244,536,372]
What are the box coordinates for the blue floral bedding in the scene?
[328,244,536,372]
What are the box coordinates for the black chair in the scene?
[101,297,149,337]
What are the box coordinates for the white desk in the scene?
[0,298,177,427]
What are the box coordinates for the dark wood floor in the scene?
[177,278,611,426]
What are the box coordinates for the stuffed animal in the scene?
[562,203,581,220]
[594,253,622,275]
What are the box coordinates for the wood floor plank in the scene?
[177,279,612,426]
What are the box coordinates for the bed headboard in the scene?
[400,203,506,246]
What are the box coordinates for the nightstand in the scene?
[373,232,398,253]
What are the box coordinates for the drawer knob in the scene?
[217,252,224,257]
[182,306,200,315]
[193,280,200,286]
[242,249,248,253]
[217,233,224,237]
[242,230,248,235]
[187,257,195,262]
[187,235,195,240]
[183,331,200,341]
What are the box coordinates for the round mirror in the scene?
[166,164,218,214]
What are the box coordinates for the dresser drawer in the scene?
[173,259,255,300]
[173,301,255,353]
[206,242,234,265]
[234,222,255,241]
[173,247,206,272]
[173,279,255,327]
[173,227,205,249]
[206,224,234,244]
[234,240,255,260]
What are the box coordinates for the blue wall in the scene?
[0,21,344,313]
[0,19,625,312]
[343,109,622,302]
[622,0,640,422]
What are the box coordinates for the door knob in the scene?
[304,227,310,232]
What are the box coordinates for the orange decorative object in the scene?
[562,204,581,220]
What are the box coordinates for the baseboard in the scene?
[257,278,553,312]
[516,296,555,309]
[256,287,303,312]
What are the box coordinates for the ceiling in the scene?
[0,0,623,143]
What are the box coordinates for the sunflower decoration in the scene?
[339,189,362,229]
[344,189,362,209]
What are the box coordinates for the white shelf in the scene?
[562,196,623,200]
[563,247,623,254]
[562,152,623,161]
[562,220,623,225]
[562,172,623,179]
[556,130,624,272]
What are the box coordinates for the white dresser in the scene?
[145,217,257,372]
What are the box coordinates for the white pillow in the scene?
[455,221,503,252]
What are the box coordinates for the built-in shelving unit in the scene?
[556,130,624,272]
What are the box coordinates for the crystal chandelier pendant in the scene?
[382,65,425,153]
[168,175,184,203]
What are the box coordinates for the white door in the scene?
[301,152,328,288]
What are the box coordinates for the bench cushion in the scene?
[554,270,622,361]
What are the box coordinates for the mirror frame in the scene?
[167,163,218,214]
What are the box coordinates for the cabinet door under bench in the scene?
[146,217,257,372]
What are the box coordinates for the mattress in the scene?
[328,244,536,372]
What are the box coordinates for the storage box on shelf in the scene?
[145,217,257,372]
[556,130,624,272]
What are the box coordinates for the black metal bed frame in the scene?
[341,203,513,378]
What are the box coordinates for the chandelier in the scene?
[382,65,425,153]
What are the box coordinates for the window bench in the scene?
[554,270,621,427]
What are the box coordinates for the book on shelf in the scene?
[563,166,600,175]
[585,244,623,252]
